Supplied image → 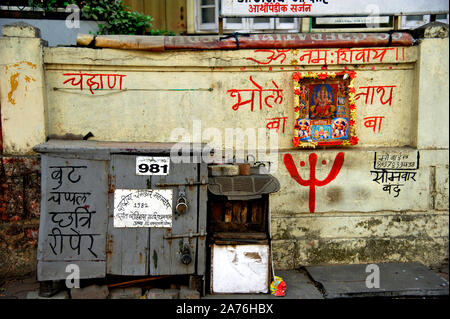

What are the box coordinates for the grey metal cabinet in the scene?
[34,140,207,282]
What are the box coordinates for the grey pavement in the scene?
[304,262,449,299]
[1,262,448,299]
[203,270,324,299]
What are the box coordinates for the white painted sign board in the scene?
[220,0,449,17]
[113,189,173,228]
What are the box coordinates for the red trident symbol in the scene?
[284,152,345,213]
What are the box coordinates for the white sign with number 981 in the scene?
[136,157,170,175]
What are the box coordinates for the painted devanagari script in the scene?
[370,151,420,198]
[46,164,100,258]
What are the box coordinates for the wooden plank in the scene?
[224,202,232,223]
[251,201,262,224]
[144,0,167,31]
[122,0,133,10]
[213,232,267,240]
[241,202,248,224]
[165,0,187,34]
[127,0,144,13]
[232,201,242,224]
[210,200,223,223]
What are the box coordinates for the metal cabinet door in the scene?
[149,162,200,275]
[106,154,202,276]
[37,156,108,281]
[106,154,150,276]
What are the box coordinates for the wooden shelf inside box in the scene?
[208,194,268,234]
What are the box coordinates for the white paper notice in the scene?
[113,189,173,228]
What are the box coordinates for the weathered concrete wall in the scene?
[0,24,47,155]
[0,24,448,277]
[271,148,449,269]
[41,45,417,149]
[0,24,45,278]
[415,38,449,149]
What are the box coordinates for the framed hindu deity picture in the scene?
[292,71,359,148]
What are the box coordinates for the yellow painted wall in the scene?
[42,46,417,149]
[0,26,448,268]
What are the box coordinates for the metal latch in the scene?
[163,228,207,240]
[156,176,207,188]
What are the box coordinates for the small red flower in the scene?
[294,88,301,95]
[275,281,287,297]
[292,137,300,147]
[318,73,328,80]
[349,119,355,126]
[348,71,356,80]
[294,107,300,113]
[350,136,359,145]
[348,87,356,94]
[292,72,302,82]
[349,104,356,110]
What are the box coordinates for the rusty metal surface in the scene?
[33,140,205,156]
[165,32,414,50]
[77,34,165,51]
[76,32,414,51]
[149,161,200,276]
[34,140,208,280]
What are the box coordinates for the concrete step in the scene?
[304,262,449,299]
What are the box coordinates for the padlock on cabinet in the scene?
[176,187,188,215]
[176,196,188,215]
[180,245,192,265]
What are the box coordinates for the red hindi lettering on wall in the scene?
[227,76,283,112]
[246,49,290,65]
[62,73,126,95]
[355,85,396,106]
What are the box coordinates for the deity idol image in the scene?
[311,85,335,119]
[332,118,348,138]
[337,81,347,105]
[298,119,310,140]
